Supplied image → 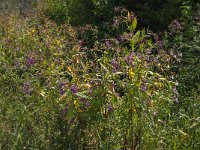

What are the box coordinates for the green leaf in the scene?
[65,105,75,124]
[129,17,137,32]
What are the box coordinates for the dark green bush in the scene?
[126,0,183,32]
[41,0,94,25]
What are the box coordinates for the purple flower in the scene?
[157,40,164,48]
[105,40,110,49]
[141,85,147,92]
[169,20,183,33]
[59,81,65,88]
[146,62,150,68]
[85,101,91,108]
[146,55,150,62]
[117,35,125,43]
[174,97,179,104]
[131,64,136,68]
[88,88,93,95]
[26,56,35,66]
[23,82,32,95]
[137,52,143,60]
[80,98,91,108]
[125,52,135,65]
[128,12,135,22]
[111,80,115,88]
[70,84,78,93]
[108,101,113,112]
[111,60,120,73]
[143,79,148,83]
[173,87,178,95]
[59,81,66,95]
[60,88,65,95]
[155,56,159,63]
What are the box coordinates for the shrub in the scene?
[40,0,95,25]
[126,0,183,32]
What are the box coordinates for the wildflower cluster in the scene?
[0,10,178,149]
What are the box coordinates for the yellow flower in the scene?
[74,99,79,109]
[128,68,134,78]
[81,83,91,89]
[31,29,35,33]
[67,66,72,73]
[56,40,60,45]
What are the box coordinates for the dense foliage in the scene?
[0,0,199,149]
